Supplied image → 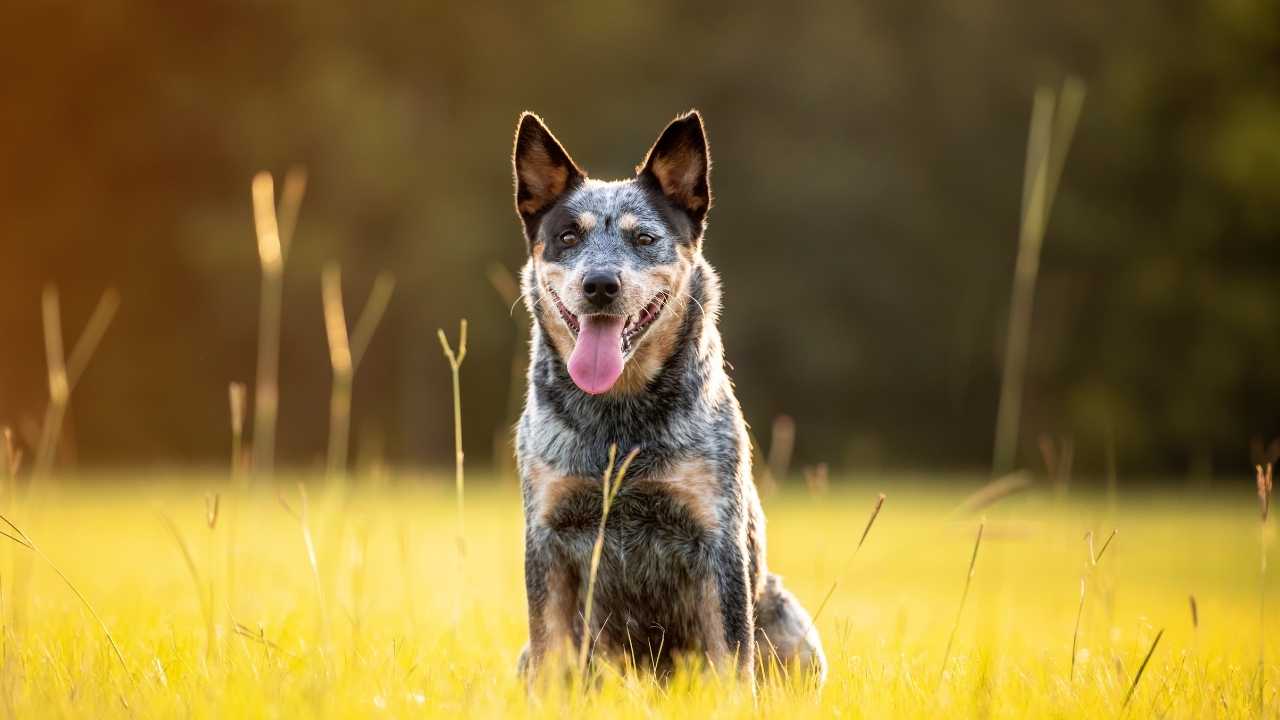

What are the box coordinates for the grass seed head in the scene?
[1257,463,1273,522]
[205,492,220,529]
[3,427,21,478]
[251,172,283,272]
[857,492,886,552]
[229,383,246,437]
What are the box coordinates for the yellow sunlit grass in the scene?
[0,473,1272,717]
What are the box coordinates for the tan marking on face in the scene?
[517,144,570,216]
[531,254,577,361]
[602,257,693,395]
[577,212,597,232]
[640,457,721,532]
[618,213,639,232]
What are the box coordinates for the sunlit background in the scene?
[3,2,1279,476]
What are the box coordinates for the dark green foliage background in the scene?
[2,2,1278,474]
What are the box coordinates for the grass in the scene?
[578,445,639,675]
[321,264,395,477]
[0,471,1272,717]
[437,319,469,552]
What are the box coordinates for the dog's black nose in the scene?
[582,270,621,309]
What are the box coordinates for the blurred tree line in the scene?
[1,1,1278,476]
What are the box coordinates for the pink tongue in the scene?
[568,315,626,394]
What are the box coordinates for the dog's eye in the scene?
[559,231,578,247]
[636,233,655,247]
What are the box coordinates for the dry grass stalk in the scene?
[229,383,247,475]
[992,77,1084,475]
[159,510,216,659]
[768,415,796,483]
[1258,463,1273,524]
[3,428,20,504]
[1038,434,1075,498]
[803,462,829,497]
[233,621,298,661]
[940,521,985,679]
[1123,628,1164,708]
[1089,528,1117,566]
[953,471,1033,516]
[578,444,640,676]
[1257,462,1273,714]
[250,168,306,476]
[279,484,328,638]
[226,383,247,626]
[275,167,307,259]
[34,285,120,477]
[321,264,395,476]
[0,512,131,682]
[1072,529,1117,680]
[397,525,419,632]
[1070,577,1087,680]
[437,320,469,552]
[807,493,886,631]
[206,492,219,647]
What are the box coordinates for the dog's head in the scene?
[513,111,711,396]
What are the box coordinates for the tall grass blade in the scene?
[0,513,131,683]
[35,286,118,477]
[1070,577,1086,680]
[578,444,639,676]
[323,266,395,477]
[279,484,329,653]
[438,320,468,553]
[159,511,215,658]
[992,78,1084,475]
[1123,628,1164,708]
[251,169,303,476]
[1072,529,1117,679]
[940,521,984,679]
[1257,463,1273,714]
[808,493,886,636]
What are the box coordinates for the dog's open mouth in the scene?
[545,286,670,353]
[545,284,670,394]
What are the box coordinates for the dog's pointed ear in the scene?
[637,111,711,226]
[513,113,584,242]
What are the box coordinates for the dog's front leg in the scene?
[706,535,755,682]
[523,535,579,679]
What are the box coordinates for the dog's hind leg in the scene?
[753,574,827,684]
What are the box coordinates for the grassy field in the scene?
[0,471,1273,718]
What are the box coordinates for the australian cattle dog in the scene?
[512,110,826,685]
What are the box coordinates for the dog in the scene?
[512,110,826,685]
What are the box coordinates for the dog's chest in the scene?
[529,458,724,572]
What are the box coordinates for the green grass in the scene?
[0,472,1273,717]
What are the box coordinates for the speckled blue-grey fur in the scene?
[511,111,826,685]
